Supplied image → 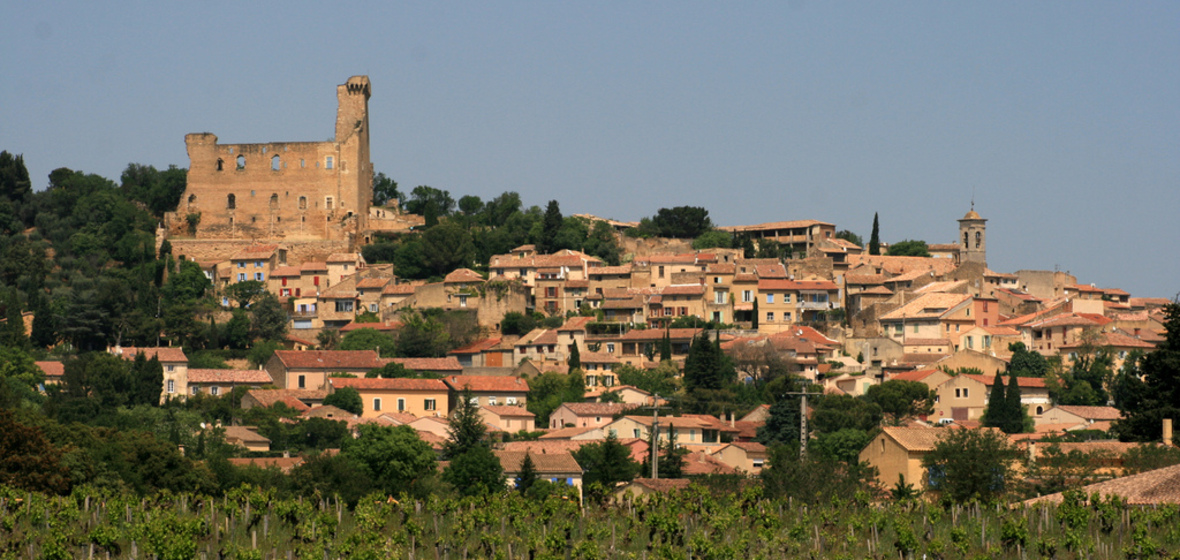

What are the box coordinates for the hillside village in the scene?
[1,76,1178,506]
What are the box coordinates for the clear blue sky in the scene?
[3,2,1177,297]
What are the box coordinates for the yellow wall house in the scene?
[859,426,951,491]
[328,377,450,418]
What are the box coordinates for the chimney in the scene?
[283,450,290,458]
[730,412,735,428]
[1164,418,1174,447]
[1027,440,1037,463]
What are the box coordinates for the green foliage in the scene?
[869,213,881,255]
[683,332,733,393]
[835,229,863,247]
[615,362,680,396]
[567,343,580,371]
[757,376,806,446]
[323,386,363,415]
[443,388,488,460]
[442,445,505,496]
[1120,443,1180,475]
[225,280,266,309]
[923,427,1020,504]
[341,327,398,357]
[342,424,436,497]
[812,428,875,464]
[515,453,539,494]
[371,172,399,206]
[1008,342,1050,377]
[395,309,451,357]
[865,380,936,425]
[885,239,931,257]
[692,229,732,249]
[119,163,187,217]
[499,311,538,336]
[249,292,288,342]
[646,206,713,239]
[811,394,882,434]
[761,446,876,505]
[526,372,585,428]
[403,185,455,217]
[0,409,69,494]
[573,432,640,502]
[247,339,283,369]
[536,200,563,254]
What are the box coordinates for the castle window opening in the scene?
[251,190,256,197]
[963,232,968,247]
[261,146,267,154]
[269,193,278,208]
[271,155,280,171]
[975,231,981,248]
[300,159,306,168]
[216,159,224,171]
[236,155,245,169]
[227,194,236,209]
[325,197,334,210]
[325,157,334,169]
[251,216,256,223]
[298,196,307,209]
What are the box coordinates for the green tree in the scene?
[223,310,251,349]
[119,163,187,216]
[659,329,672,362]
[886,239,931,257]
[922,427,1019,505]
[835,229,863,247]
[403,185,455,216]
[396,310,450,357]
[567,344,581,371]
[0,151,32,204]
[811,394,883,434]
[443,388,488,459]
[457,194,484,216]
[515,453,539,494]
[128,353,163,407]
[615,362,680,396]
[684,332,731,392]
[421,220,474,276]
[323,386,363,415]
[443,445,504,497]
[0,347,45,409]
[573,432,640,501]
[981,372,1011,431]
[868,213,881,255]
[536,200,563,254]
[650,206,712,238]
[757,376,805,446]
[1113,302,1180,442]
[865,380,936,425]
[0,410,69,494]
[812,428,875,465]
[692,230,732,250]
[249,292,288,341]
[1008,342,1050,377]
[317,329,341,350]
[761,447,875,505]
[1003,367,1030,433]
[341,327,398,356]
[342,424,436,497]
[225,280,266,308]
[372,172,399,206]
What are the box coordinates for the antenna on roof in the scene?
[971,186,976,211]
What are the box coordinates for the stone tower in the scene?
[957,207,987,265]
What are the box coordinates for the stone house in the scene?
[187,368,273,397]
[328,377,450,418]
[110,346,189,403]
[443,375,530,408]
[932,374,1050,422]
[496,450,583,500]
[859,426,952,491]
[549,402,638,429]
[266,350,381,391]
[711,441,768,475]
[479,405,536,432]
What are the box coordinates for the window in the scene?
[373,398,382,411]
[1035,406,1044,415]
[966,336,974,349]
[488,397,498,406]
[982,301,989,312]
[975,231,982,248]
[369,303,378,313]
[458,295,468,308]
[216,159,224,171]
[281,288,291,297]
[167,380,175,393]
[766,294,774,304]
[783,293,792,303]
[633,429,641,439]
[325,156,334,169]
[271,155,280,171]
[298,375,305,389]
[166,365,175,372]
[424,399,436,411]
[227,194,236,209]
[606,343,615,354]
[658,266,665,278]
[254,273,264,281]
[397,398,406,412]
[715,291,727,304]
[335,300,354,312]
[742,290,753,303]
[469,396,479,406]
[237,273,246,282]
[191,386,200,396]
[713,277,721,284]
[894,324,903,335]
[506,397,517,405]
[913,324,919,334]
[211,386,220,396]
[325,197,334,210]
[766,312,774,323]
[236,155,245,169]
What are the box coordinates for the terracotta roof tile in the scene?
[444,268,485,283]
[382,284,417,295]
[188,369,273,384]
[245,389,326,409]
[494,450,582,474]
[227,457,305,473]
[114,346,188,363]
[449,338,503,355]
[481,405,535,418]
[661,285,706,296]
[35,361,64,379]
[1026,460,1180,505]
[559,402,638,416]
[879,293,972,321]
[883,426,950,451]
[718,220,833,233]
[1053,405,1123,421]
[275,350,381,370]
[444,375,530,393]
[356,277,392,289]
[329,377,449,391]
[963,374,1047,388]
[381,357,464,372]
[758,279,840,291]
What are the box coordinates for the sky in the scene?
[2,2,1177,297]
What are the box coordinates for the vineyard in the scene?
[2,485,1179,560]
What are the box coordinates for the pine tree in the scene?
[516,453,539,494]
[869,213,881,255]
[444,387,488,459]
[982,371,1007,429]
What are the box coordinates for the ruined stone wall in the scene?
[168,76,373,251]
[171,239,351,266]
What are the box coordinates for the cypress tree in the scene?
[869,213,881,255]
[982,371,1006,428]
[538,200,563,253]
[659,328,672,362]
[516,453,538,494]
[752,299,760,329]
[568,344,581,371]
[1004,368,1025,433]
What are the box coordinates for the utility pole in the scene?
[646,394,661,479]
[783,387,821,458]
